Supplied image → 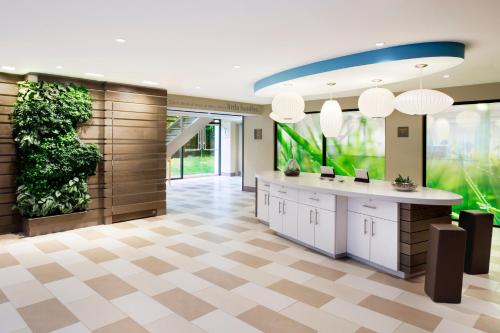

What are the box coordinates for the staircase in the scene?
[166,115,213,158]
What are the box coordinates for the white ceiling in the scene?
[0,0,499,104]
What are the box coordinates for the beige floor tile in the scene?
[368,272,425,296]
[281,301,359,333]
[252,248,300,266]
[168,243,207,257]
[18,298,79,333]
[434,319,485,333]
[67,295,127,330]
[393,323,431,333]
[0,253,20,268]
[0,302,30,332]
[194,267,247,290]
[107,245,149,261]
[149,226,181,237]
[94,317,148,333]
[336,274,403,300]
[216,223,250,233]
[321,298,401,333]
[146,313,206,333]
[261,262,314,283]
[10,251,54,268]
[80,248,119,263]
[465,285,500,304]
[132,256,177,275]
[64,259,109,281]
[0,266,36,288]
[269,279,333,307]
[358,295,442,331]
[28,262,72,283]
[118,236,153,248]
[111,291,171,325]
[194,309,262,333]
[154,288,215,320]
[123,271,175,296]
[111,222,138,230]
[233,282,296,311]
[160,269,212,292]
[76,229,106,240]
[163,254,209,273]
[85,274,137,300]
[194,231,231,244]
[474,314,500,333]
[225,251,271,268]
[229,264,281,287]
[195,252,240,270]
[290,260,345,281]
[247,238,288,252]
[238,305,316,333]
[306,276,370,304]
[355,328,378,333]
[2,280,53,308]
[35,240,69,254]
[176,218,203,227]
[194,285,258,316]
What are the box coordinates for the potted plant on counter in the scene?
[392,174,417,192]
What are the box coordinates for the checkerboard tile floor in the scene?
[0,176,499,333]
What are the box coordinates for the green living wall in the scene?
[276,111,385,179]
[426,102,500,226]
[12,81,102,218]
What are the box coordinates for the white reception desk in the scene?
[255,171,462,278]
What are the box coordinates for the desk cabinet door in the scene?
[269,196,282,233]
[257,190,269,222]
[298,204,315,246]
[347,211,370,261]
[315,208,336,254]
[282,200,298,239]
[370,217,398,271]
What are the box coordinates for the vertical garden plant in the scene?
[12,81,102,218]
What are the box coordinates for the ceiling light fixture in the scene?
[115,38,126,43]
[443,74,450,78]
[1,65,15,71]
[358,79,395,118]
[85,72,104,78]
[375,42,385,47]
[233,65,241,69]
[56,65,63,69]
[270,92,306,124]
[320,83,343,137]
[393,64,454,115]
[195,86,201,89]
[142,80,159,85]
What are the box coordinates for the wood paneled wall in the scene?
[0,73,167,234]
[0,73,23,234]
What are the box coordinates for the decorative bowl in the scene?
[392,182,417,192]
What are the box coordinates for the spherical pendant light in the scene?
[394,89,454,115]
[358,87,395,118]
[269,111,305,124]
[270,92,305,123]
[320,100,343,138]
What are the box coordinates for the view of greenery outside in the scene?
[426,102,500,225]
[276,112,385,179]
[167,124,218,178]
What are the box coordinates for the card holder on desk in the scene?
[354,169,370,183]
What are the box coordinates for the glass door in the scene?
[183,122,220,177]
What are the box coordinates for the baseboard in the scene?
[221,172,240,177]
[242,186,256,192]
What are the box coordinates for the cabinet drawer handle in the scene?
[309,197,320,201]
[263,184,270,187]
[364,219,368,234]
[278,201,282,214]
[362,204,377,209]
[315,209,319,225]
[283,201,286,215]
[309,210,313,224]
[371,219,375,236]
[278,190,287,194]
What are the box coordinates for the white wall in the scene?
[221,120,241,176]
[243,109,274,190]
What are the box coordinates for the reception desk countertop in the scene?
[256,171,462,206]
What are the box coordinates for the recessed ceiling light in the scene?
[115,38,126,43]
[233,65,241,69]
[375,42,385,47]
[56,65,63,69]
[443,74,450,78]
[195,86,201,89]
[1,65,15,71]
[85,72,104,78]
[142,80,159,85]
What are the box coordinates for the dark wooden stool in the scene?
[425,224,466,303]
[458,210,494,274]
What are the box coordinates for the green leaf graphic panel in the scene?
[426,102,500,225]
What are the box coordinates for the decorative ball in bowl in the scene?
[392,174,417,192]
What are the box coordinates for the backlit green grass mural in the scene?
[426,102,500,226]
[276,112,385,179]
